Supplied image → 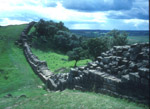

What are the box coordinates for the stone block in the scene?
[97,56,103,62]
[96,67,102,71]
[121,60,128,65]
[141,78,149,86]
[118,65,126,71]
[121,74,129,82]
[48,78,58,90]
[138,68,149,79]
[129,72,140,83]
[101,53,108,57]
[102,57,111,64]
[78,66,85,71]
[129,62,137,72]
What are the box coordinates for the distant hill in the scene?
[71,30,149,37]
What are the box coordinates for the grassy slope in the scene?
[0,25,148,109]
[31,48,91,73]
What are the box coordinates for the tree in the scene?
[87,37,109,60]
[67,47,84,67]
[107,29,128,46]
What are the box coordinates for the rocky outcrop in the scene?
[17,22,149,104]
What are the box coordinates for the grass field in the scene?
[127,36,149,44]
[31,48,91,73]
[0,24,149,109]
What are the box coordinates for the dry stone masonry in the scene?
[16,22,149,104]
[16,22,53,83]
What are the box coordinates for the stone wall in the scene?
[16,22,53,84]
[17,22,149,104]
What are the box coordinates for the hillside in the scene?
[0,24,149,109]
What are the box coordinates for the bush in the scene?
[87,37,109,60]
[107,29,128,46]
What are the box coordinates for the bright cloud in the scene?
[0,0,149,30]
[0,18,28,26]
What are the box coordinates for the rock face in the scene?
[17,22,149,104]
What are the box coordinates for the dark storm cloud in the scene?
[62,0,134,12]
[107,0,149,20]
[107,9,149,20]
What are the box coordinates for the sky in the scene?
[0,0,149,30]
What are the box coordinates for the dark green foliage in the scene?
[87,37,109,59]
[53,31,81,52]
[67,47,85,67]
[107,29,128,46]
[32,20,128,61]
[32,19,81,52]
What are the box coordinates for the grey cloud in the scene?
[62,0,134,12]
[107,0,149,20]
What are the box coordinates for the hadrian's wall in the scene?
[16,22,150,104]
[16,22,52,84]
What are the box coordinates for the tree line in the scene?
[31,19,128,67]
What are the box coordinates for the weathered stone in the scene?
[129,72,140,83]
[122,45,130,51]
[97,56,103,62]
[101,53,108,57]
[121,74,129,82]
[118,65,126,71]
[111,61,118,66]
[70,68,79,77]
[78,66,85,71]
[141,78,149,85]
[48,78,58,90]
[129,62,137,72]
[111,66,118,74]
[121,60,128,65]
[104,65,109,70]
[91,63,98,68]
[107,70,111,74]
[116,50,123,56]
[99,62,104,67]
[113,46,122,50]
[89,66,94,69]
[96,67,102,71]
[102,57,111,64]
[138,68,149,79]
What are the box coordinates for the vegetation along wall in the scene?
[16,22,149,105]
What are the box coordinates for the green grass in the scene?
[127,36,149,44]
[0,24,43,96]
[0,89,148,109]
[31,48,91,73]
[0,24,149,109]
